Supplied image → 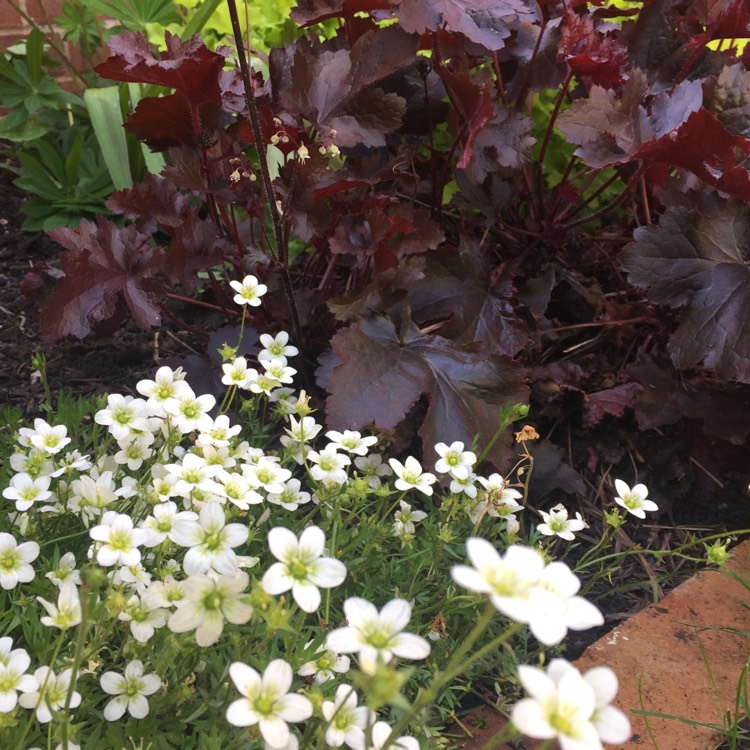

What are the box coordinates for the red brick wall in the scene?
[0,0,82,91]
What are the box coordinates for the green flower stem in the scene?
[385,606,523,747]
[61,584,92,749]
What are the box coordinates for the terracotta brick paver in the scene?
[458,540,750,750]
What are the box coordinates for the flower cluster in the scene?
[0,274,642,748]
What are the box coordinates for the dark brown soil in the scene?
[0,168,209,415]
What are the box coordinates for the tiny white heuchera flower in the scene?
[89,512,148,567]
[321,685,368,748]
[19,667,81,723]
[434,441,476,480]
[537,503,587,541]
[298,643,350,683]
[226,659,312,747]
[100,660,161,721]
[511,658,631,749]
[614,479,658,519]
[230,274,268,306]
[262,526,346,613]
[37,581,81,629]
[388,456,437,496]
[327,598,431,675]
[0,532,40,589]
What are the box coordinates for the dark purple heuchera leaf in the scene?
[527,440,586,498]
[271,27,417,148]
[408,240,531,356]
[291,0,394,26]
[558,72,750,199]
[622,195,750,383]
[628,356,750,445]
[95,31,225,149]
[558,5,629,87]
[397,0,535,51]
[40,220,162,340]
[320,313,528,466]
[583,383,643,427]
[704,63,750,137]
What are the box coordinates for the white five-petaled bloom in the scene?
[19,667,81,723]
[325,430,378,456]
[100,660,161,721]
[262,526,346,613]
[171,501,248,576]
[94,394,150,441]
[37,581,81,629]
[365,721,420,750]
[163,390,216,435]
[307,446,351,486]
[259,331,298,364]
[167,571,253,646]
[0,638,38,712]
[511,658,631,750]
[230,274,268,307]
[226,659,312,747]
[451,539,603,646]
[0,532,39,589]
[354,454,393,490]
[393,500,427,537]
[136,365,191,414]
[326,598,431,675]
[222,357,254,388]
[537,503,587,541]
[434,441,476,480]
[613,479,658,519]
[27,419,71,455]
[321,684,368,748]
[2,472,52,512]
[298,643,350,683]
[388,456,437,496]
[89,512,148,567]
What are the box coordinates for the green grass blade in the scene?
[181,0,225,40]
[83,86,132,190]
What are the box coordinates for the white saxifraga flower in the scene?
[222,357,254,388]
[244,457,292,495]
[167,571,253,646]
[2,473,52,511]
[226,659,312,747]
[89,512,148,567]
[0,638,38,712]
[307,446,351,486]
[140,502,198,548]
[0,532,39,589]
[19,667,81,723]
[259,331,298,364]
[322,685,368,748]
[325,430,378,456]
[262,526,346,613]
[27,419,71,455]
[434,441,476,480]
[267,478,311,511]
[261,357,296,385]
[113,433,154,471]
[196,414,242,448]
[100,660,161,721]
[280,416,322,463]
[94,394,149,441]
[354,454,392,490]
[37,581,81,629]
[388,457,437,496]
[214,470,263,510]
[365,721,420,750]
[298,643,350,683]
[230,274,268,306]
[136,365,191,415]
[170,501,248,576]
[118,595,169,643]
[537,503,587,541]
[451,539,603,646]
[393,501,427,537]
[163,390,216,434]
[46,551,81,588]
[511,659,631,749]
[614,479,658,519]
[327,598,431,675]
